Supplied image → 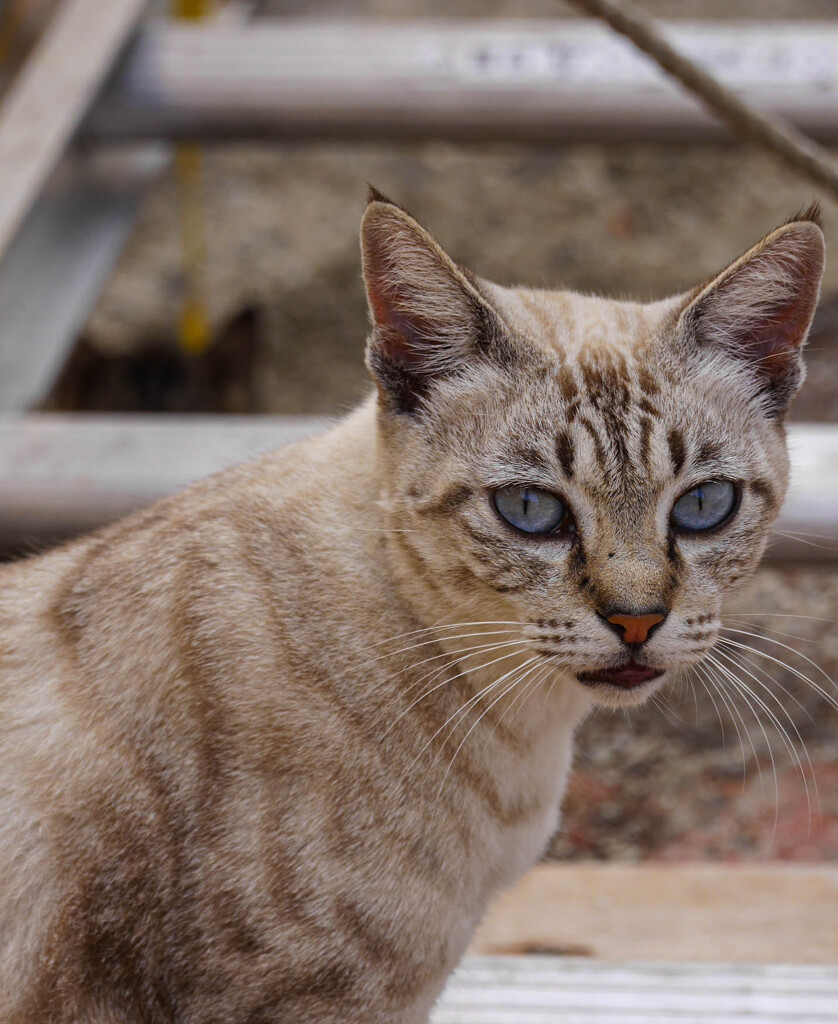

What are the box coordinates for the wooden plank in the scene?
[434,957,838,1023]
[0,0,148,259]
[0,417,833,557]
[86,20,838,144]
[470,864,838,965]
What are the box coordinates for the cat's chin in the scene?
[575,662,667,707]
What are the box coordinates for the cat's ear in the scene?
[361,190,505,413]
[678,205,825,417]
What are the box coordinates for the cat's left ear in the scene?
[678,206,825,417]
[361,189,508,414]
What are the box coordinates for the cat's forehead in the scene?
[481,283,683,359]
[442,288,775,500]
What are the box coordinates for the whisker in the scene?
[650,690,682,728]
[726,612,834,623]
[477,661,551,767]
[769,529,838,539]
[498,661,555,734]
[721,626,835,681]
[380,643,532,739]
[368,627,525,665]
[377,634,530,709]
[700,657,759,794]
[379,636,528,696]
[713,647,817,821]
[432,657,544,811]
[693,662,748,787]
[700,655,766,798]
[689,666,700,726]
[687,665,724,744]
[720,647,820,825]
[357,620,523,654]
[489,663,564,767]
[395,656,539,793]
[706,653,782,837]
[541,660,569,709]
[717,633,838,714]
[769,530,838,551]
[724,617,821,645]
[718,644,815,727]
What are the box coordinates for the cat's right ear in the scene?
[360,192,505,414]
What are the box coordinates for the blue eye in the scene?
[493,486,567,534]
[671,480,737,532]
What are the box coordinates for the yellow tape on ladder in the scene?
[173,0,212,18]
[174,142,209,355]
[172,0,213,354]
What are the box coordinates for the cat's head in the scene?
[360,189,824,707]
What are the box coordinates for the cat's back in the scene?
[0,408,396,1019]
[0,446,296,1016]
[0,406,378,685]
[0,435,302,724]
[0,408,383,794]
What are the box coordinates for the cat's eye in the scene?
[493,486,569,535]
[671,480,737,532]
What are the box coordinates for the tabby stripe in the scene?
[667,427,687,475]
[416,484,473,517]
[638,415,654,469]
[748,477,779,511]
[555,430,575,478]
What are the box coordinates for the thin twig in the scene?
[564,0,838,202]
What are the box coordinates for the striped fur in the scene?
[0,197,824,1022]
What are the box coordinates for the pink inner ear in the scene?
[368,287,391,330]
[740,297,812,381]
[367,275,435,370]
[364,229,419,339]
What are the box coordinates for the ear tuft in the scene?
[680,217,825,417]
[786,200,823,230]
[366,184,398,207]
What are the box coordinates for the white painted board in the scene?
[433,957,838,1024]
[87,21,838,143]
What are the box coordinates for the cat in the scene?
[0,188,824,1023]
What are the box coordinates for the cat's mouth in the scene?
[576,661,665,690]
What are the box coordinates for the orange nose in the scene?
[607,612,665,645]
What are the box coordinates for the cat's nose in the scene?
[602,610,667,645]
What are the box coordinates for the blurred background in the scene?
[2,0,838,871]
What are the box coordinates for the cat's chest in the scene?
[389,691,582,906]
[384,711,580,1002]
[470,714,579,889]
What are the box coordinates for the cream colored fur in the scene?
[0,197,825,1023]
